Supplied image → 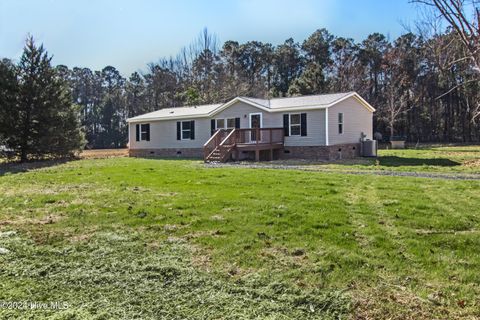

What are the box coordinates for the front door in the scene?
[249,113,262,142]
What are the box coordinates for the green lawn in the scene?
[318,145,480,174]
[0,154,479,319]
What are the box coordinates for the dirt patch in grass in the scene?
[414,228,480,235]
[184,230,225,240]
[352,286,432,320]
[260,246,310,269]
[0,183,107,197]
[80,148,128,159]
[351,284,477,320]
[210,214,225,221]
[67,228,99,243]
[69,233,93,243]
[190,244,214,271]
[0,214,63,226]
[464,158,480,168]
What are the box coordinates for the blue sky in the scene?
[0,0,420,75]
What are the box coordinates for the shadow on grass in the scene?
[0,158,73,176]
[376,156,461,167]
[431,148,480,153]
[134,156,203,161]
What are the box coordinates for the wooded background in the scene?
[1,0,479,151]
[60,29,480,148]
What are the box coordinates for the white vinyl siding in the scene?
[214,101,267,128]
[128,98,372,149]
[129,118,209,149]
[328,96,373,145]
[129,104,327,149]
[283,109,326,146]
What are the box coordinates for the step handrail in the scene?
[204,129,226,162]
[216,129,237,162]
[219,129,236,146]
[203,129,224,147]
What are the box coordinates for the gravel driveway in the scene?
[205,162,480,180]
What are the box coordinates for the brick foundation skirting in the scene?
[280,143,360,160]
[129,144,360,161]
[129,148,203,158]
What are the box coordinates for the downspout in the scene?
[325,108,329,146]
[127,122,130,149]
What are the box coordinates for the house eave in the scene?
[126,114,209,123]
[208,97,271,116]
[343,93,376,112]
[126,92,375,123]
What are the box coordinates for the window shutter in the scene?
[136,124,140,141]
[235,117,240,129]
[283,114,289,136]
[301,113,307,136]
[176,122,181,140]
[210,119,215,136]
[146,124,150,141]
[190,120,195,140]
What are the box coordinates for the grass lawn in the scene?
[0,150,479,319]
[317,145,480,174]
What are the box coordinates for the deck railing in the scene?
[204,127,285,162]
[234,128,284,145]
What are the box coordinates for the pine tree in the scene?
[0,59,18,153]
[2,36,84,161]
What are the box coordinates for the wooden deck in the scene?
[204,128,284,162]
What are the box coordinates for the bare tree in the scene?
[383,85,414,137]
[414,0,479,74]
[413,0,480,122]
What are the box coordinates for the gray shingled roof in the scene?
[127,92,367,122]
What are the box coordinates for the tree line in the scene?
[58,27,479,147]
[1,0,479,159]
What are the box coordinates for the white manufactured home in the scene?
[127,92,375,162]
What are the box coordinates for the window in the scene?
[215,119,225,130]
[178,120,195,140]
[226,118,236,129]
[181,121,191,140]
[140,124,150,141]
[338,113,344,134]
[211,118,238,136]
[289,114,301,136]
[215,118,236,129]
[284,113,307,137]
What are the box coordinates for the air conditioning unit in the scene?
[362,139,377,157]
